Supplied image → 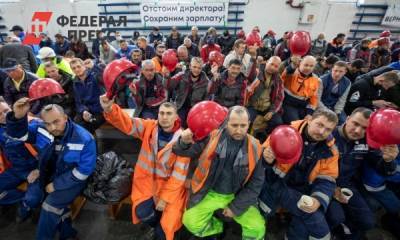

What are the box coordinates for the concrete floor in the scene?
[0,201,397,240]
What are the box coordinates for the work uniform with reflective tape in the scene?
[0,122,40,208]
[6,113,96,240]
[103,104,190,240]
[281,65,320,123]
[362,146,400,214]
[173,129,266,240]
[259,120,339,240]
[325,126,380,239]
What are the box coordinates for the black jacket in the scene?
[344,66,392,115]
[0,43,37,72]
[3,70,38,106]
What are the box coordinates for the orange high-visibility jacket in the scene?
[191,129,261,193]
[104,104,190,240]
[262,119,339,183]
[281,68,320,110]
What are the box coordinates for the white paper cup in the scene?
[297,195,313,209]
[341,188,353,201]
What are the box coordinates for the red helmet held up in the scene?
[245,30,262,46]
[208,51,224,67]
[367,108,400,148]
[270,125,303,164]
[379,30,391,38]
[103,58,138,99]
[162,49,178,72]
[187,101,228,141]
[29,78,65,101]
[289,31,311,56]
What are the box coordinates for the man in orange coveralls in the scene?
[99,95,190,240]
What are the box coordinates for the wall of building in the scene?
[0,0,392,42]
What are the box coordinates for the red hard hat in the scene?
[208,51,224,67]
[270,125,303,164]
[289,31,311,56]
[246,30,262,46]
[380,30,391,38]
[103,58,137,98]
[29,78,65,101]
[187,101,228,141]
[162,49,178,72]
[367,108,400,148]
[237,30,245,39]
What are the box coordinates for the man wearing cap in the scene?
[9,25,25,42]
[173,106,266,240]
[6,98,96,239]
[2,58,38,107]
[0,37,37,73]
[36,47,73,78]
[260,109,339,240]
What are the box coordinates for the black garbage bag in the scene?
[84,151,134,204]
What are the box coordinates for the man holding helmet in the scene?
[173,106,266,240]
[325,107,397,239]
[260,109,339,240]
[100,96,189,240]
[6,97,96,239]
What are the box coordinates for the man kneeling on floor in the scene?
[173,106,266,240]
[6,98,96,240]
[100,95,190,240]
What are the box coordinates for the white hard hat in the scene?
[37,47,56,59]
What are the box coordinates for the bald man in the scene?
[281,55,320,123]
[246,56,284,140]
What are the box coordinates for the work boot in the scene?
[15,202,31,223]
